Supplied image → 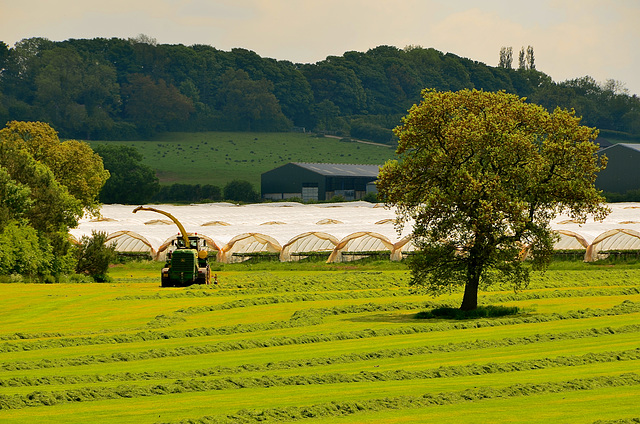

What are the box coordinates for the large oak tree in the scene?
[378,89,609,310]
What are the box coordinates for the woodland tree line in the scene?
[1,36,639,142]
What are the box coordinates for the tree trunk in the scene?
[460,258,481,311]
[460,278,479,311]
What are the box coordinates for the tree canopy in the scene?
[0,121,109,216]
[378,89,609,310]
[0,121,109,278]
[0,38,638,142]
[93,144,159,204]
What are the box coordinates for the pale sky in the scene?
[2,0,639,96]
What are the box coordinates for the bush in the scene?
[0,220,53,277]
[350,121,394,144]
[75,231,117,281]
[153,183,221,203]
[362,192,379,203]
[223,180,260,203]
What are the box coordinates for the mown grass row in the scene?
[2,283,638,343]
[2,315,639,375]
[0,265,639,423]
[2,345,639,391]
[1,296,639,356]
[169,373,640,424]
[109,268,640,300]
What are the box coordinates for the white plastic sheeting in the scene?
[391,236,416,261]
[585,229,640,261]
[105,231,155,256]
[553,230,590,250]
[280,232,339,262]
[69,202,640,262]
[326,232,394,262]
[218,233,282,263]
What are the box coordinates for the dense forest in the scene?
[0,36,639,142]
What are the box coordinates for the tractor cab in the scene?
[171,235,207,252]
[132,206,211,287]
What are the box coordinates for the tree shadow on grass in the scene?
[415,305,521,320]
[344,305,522,323]
[345,312,425,323]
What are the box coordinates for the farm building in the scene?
[596,143,640,194]
[69,202,640,263]
[261,162,381,201]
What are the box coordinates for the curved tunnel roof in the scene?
[69,202,640,262]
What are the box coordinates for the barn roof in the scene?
[292,162,381,177]
[600,143,640,154]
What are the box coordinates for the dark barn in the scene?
[596,143,640,194]
[261,162,380,201]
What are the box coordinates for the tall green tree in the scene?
[498,47,513,69]
[93,144,159,204]
[378,89,608,310]
[0,121,108,277]
[216,69,290,131]
[0,121,108,216]
[122,74,194,136]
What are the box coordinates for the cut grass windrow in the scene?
[0,300,639,359]
[1,285,637,342]
[171,373,640,423]
[0,347,638,391]
[1,321,639,373]
[6,373,632,421]
[1,299,639,355]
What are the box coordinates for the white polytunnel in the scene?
[553,230,589,250]
[391,236,416,261]
[280,232,339,262]
[68,202,640,263]
[327,232,394,262]
[201,221,231,226]
[316,218,343,225]
[218,233,282,263]
[585,229,640,262]
[105,231,155,257]
[145,219,173,225]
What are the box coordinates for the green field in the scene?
[88,132,395,189]
[1,261,639,423]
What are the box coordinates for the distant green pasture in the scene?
[89,132,395,189]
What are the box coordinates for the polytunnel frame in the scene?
[327,231,394,263]
[391,235,415,261]
[156,233,221,261]
[218,233,282,263]
[585,228,640,262]
[553,230,590,250]
[105,230,156,258]
[280,231,340,262]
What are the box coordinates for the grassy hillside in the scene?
[89,132,396,190]
[0,261,639,423]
